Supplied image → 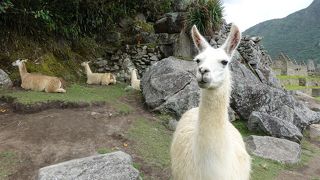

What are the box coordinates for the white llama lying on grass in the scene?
[12,59,66,93]
[81,61,116,85]
[131,69,141,91]
[170,24,251,180]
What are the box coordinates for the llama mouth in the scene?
[197,80,209,88]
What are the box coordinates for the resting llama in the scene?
[131,69,141,91]
[170,24,251,180]
[12,59,66,93]
[81,62,116,85]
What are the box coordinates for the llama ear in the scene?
[191,25,210,52]
[222,24,241,57]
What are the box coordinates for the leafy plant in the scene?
[186,0,224,36]
[0,0,163,39]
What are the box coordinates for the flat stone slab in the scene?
[245,135,301,164]
[38,151,140,180]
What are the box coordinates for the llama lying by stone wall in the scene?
[131,69,141,91]
[170,24,251,180]
[81,62,116,85]
[12,59,66,93]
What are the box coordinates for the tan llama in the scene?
[12,59,66,93]
[81,61,116,85]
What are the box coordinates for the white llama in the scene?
[130,69,141,91]
[170,24,251,180]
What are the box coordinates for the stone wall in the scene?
[94,45,163,82]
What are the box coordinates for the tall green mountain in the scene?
[244,0,320,63]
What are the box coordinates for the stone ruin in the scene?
[272,52,319,76]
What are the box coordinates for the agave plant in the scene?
[186,0,224,36]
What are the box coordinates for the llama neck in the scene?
[131,70,138,81]
[196,74,231,143]
[18,63,29,78]
[84,64,92,75]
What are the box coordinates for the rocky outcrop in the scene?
[245,135,301,164]
[0,69,12,88]
[154,12,185,34]
[38,151,140,180]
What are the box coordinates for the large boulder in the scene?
[248,111,302,142]
[245,135,301,164]
[0,69,12,88]
[154,12,185,34]
[141,56,243,122]
[38,151,140,180]
[141,56,200,117]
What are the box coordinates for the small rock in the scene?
[150,55,159,61]
[90,112,99,116]
[0,69,12,88]
[245,135,301,164]
[168,119,178,131]
[309,124,320,140]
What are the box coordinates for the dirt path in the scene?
[0,93,170,180]
[276,141,320,180]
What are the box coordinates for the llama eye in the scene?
[194,59,201,64]
[221,60,228,66]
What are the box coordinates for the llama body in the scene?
[81,62,116,85]
[12,59,66,93]
[131,69,141,91]
[170,24,251,180]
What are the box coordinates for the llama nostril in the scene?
[199,67,209,74]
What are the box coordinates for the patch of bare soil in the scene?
[0,93,170,180]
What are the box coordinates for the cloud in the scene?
[223,0,313,31]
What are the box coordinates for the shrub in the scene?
[0,0,173,39]
[186,0,224,36]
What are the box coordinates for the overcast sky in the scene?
[223,0,313,31]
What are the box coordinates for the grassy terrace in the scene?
[284,85,320,90]
[0,84,128,104]
[276,75,320,81]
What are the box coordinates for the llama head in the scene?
[81,61,90,67]
[191,24,241,89]
[12,59,27,67]
[110,74,117,84]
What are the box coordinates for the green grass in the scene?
[276,75,320,80]
[0,84,128,104]
[96,147,112,154]
[113,101,133,115]
[127,117,172,168]
[232,119,266,137]
[284,85,320,90]
[0,151,17,179]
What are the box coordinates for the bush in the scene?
[186,0,224,36]
[0,0,173,39]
